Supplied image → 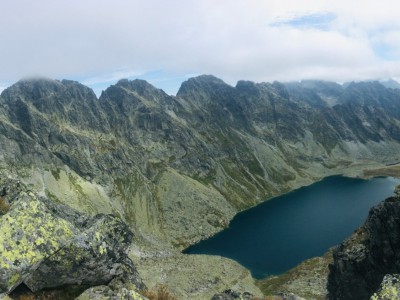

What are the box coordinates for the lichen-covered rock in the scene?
[0,176,142,294]
[0,191,76,292]
[371,274,400,300]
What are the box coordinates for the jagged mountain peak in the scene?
[115,78,164,95]
[176,75,233,98]
[1,77,97,103]
[0,77,104,139]
[235,80,260,95]
[338,80,397,107]
[183,74,227,85]
[99,79,174,110]
[283,80,344,108]
[1,77,63,100]
[345,80,385,90]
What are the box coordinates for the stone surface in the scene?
[371,274,400,300]
[210,289,254,300]
[328,194,400,300]
[76,285,148,300]
[0,176,142,294]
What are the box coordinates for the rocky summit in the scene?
[0,75,400,298]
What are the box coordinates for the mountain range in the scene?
[1,75,400,299]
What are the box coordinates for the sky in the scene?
[1,0,400,95]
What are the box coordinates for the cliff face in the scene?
[1,76,400,250]
[328,193,400,299]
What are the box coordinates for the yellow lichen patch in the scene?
[99,245,107,255]
[34,237,45,246]
[0,192,77,292]
[8,273,20,288]
[371,275,400,300]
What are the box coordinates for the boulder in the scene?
[211,289,254,300]
[0,176,143,295]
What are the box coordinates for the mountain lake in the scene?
[183,175,400,279]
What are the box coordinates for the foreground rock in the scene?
[0,176,143,296]
[328,194,400,299]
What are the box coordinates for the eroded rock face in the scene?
[0,176,142,294]
[327,194,400,299]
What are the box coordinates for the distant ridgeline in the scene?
[0,76,400,248]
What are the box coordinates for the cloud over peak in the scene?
[1,0,399,94]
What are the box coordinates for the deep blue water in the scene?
[183,176,400,279]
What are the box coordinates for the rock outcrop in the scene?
[327,194,400,299]
[210,289,254,300]
[0,175,143,296]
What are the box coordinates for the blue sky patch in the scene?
[83,70,192,97]
[272,13,336,31]
[372,41,396,61]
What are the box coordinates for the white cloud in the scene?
[0,0,399,93]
